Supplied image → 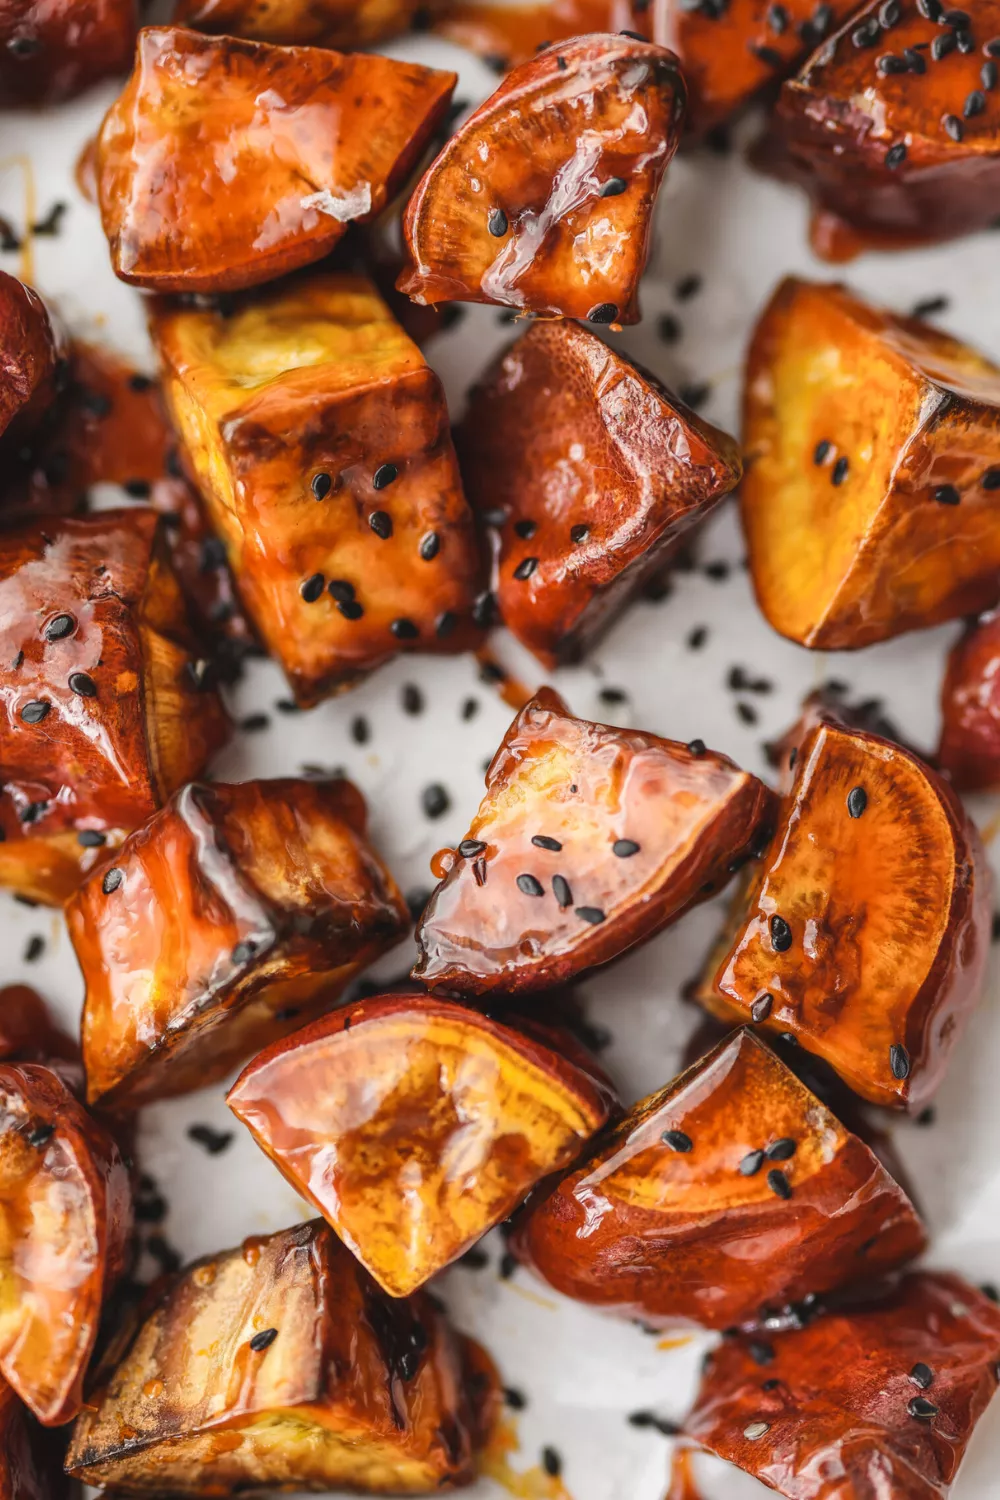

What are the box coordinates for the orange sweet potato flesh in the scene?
[398,34,685,322]
[938,609,1000,793]
[0,511,231,905]
[0,272,64,451]
[413,688,776,996]
[227,994,614,1297]
[706,717,992,1111]
[0,0,136,106]
[174,0,427,46]
[67,777,409,1110]
[67,1219,482,1493]
[456,320,742,667]
[96,26,456,294]
[0,1063,132,1427]
[686,1272,1000,1499]
[512,1028,924,1330]
[743,278,1000,650]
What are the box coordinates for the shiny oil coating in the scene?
[414,687,775,995]
[512,1028,924,1329]
[96,26,456,293]
[938,608,1000,793]
[742,278,1000,650]
[175,0,428,47]
[0,1380,69,1500]
[0,272,63,447]
[398,34,685,321]
[67,1219,481,1493]
[456,320,742,667]
[227,994,614,1297]
[434,0,652,77]
[686,1272,1000,1498]
[0,0,136,106]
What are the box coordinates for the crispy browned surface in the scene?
[0,272,63,450]
[67,1219,481,1493]
[706,718,992,1111]
[760,0,1000,260]
[96,26,455,293]
[512,1029,924,1330]
[0,0,136,106]
[456,320,741,666]
[150,273,482,704]
[398,34,685,322]
[175,0,426,45]
[938,609,1000,793]
[228,994,613,1297]
[742,278,1000,649]
[0,511,230,904]
[68,778,408,1110]
[0,1379,69,1499]
[0,1063,132,1427]
[686,1272,1000,1498]
[414,688,775,995]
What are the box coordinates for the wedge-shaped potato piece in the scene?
[413,688,775,996]
[0,273,64,452]
[434,1,648,76]
[705,716,991,1111]
[687,1271,1000,1498]
[760,0,1000,261]
[0,1379,69,1499]
[0,0,136,106]
[67,1219,484,1493]
[228,994,614,1297]
[938,609,1000,793]
[457,320,741,666]
[150,273,481,703]
[175,0,426,46]
[0,1063,132,1427]
[96,26,455,294]
[67,777,408,1110]
[512,1028,924,1330]
[743,278,1000,649]
[0,511,230,905]
[398,34,685,323]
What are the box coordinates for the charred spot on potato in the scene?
[0,0,136,106]
[174,0,429,47]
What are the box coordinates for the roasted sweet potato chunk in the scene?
[96,26,456,294]
[150,273,481,703]
[512,1028,924,1330]
[67,1218,484,1492]
[703,715,991,1111]
[228,994,614,1297]
[413,688,775,996]
[0,1379,69,1499]
[456,320,741,666]
[0,511,230,905]
[398,34,685,323]
[433,1,648,76]
[938,609,1000,793]
[0,0,136,106]
[67,777,408,1110]
[743,278,1000,649]
[686,1272,1000,1498]
[174,0,426,46]
[0,1063,132,1427]
[0,273,63,453]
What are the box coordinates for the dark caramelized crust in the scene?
[0,0,137,106]
[0,1380,69,1499]
[938,609,1000,793]
[686,1272,1000,1498]
[96,26,456,293]
[0,272,63,450]
[174,0,428,46]
[398,34,685,322]
[456,320,741,666]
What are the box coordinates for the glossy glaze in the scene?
[938,609,1000,793]
[706,718,992,1110]
[175,0,426,46]
[434,0,649,72]
[228,994,614,1297]
[512,1028,924,1329]
[0,272,63,449]
[456,320,741,667]
[0,511,230,904]
[0,985,80,1094]
[414,688,775,996]
[686,1272,1000,1498]
[150,274,482,704]
[742,278,1000,650]
[96,26,455,293]
[0,0,136,106]
[68,777,409,1109]
[0,1380,69,1500]
[398,34,685,322]
[67,1218,484,1492]
[0,1062,132,1427]
[759,1,1000,261]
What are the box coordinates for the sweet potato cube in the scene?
[706,715,992,1110]
[96,26,456,293]
[743,278,1000,649]
[66,1219,484,1492]
[0,510,230,905]
[456,320,741,666]
[67,777,409,1110]
[433,1,647,77]
[228,994,614,1297]
[512,1029,924,1330]
[150,273,481,704]
[174,0,426,47]
[938,609,1000,793]
[413,688,775,996]
[0,1063,132,1426]
[0,0,136,106]
[0,273,63,452]
[686,1272,1000,1498]
[398,34,685,323]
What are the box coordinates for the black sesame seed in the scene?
[983,59,998,89]
[918,0,942,16]
[917,1105,937,1125]
[250,1328,278,1353]
[570,523,590,543]
[767,2,789,31]
[942,7,969,25]
[736,701,758,726]
[327,580,356,605]
[831,455,849,485]
[909,1362,935,1389]
[662,1129,693,1152]
[231,940,256,965]
[751,993,774,1023]
[913,293,949,316]
[767,1168,793,1199]
[239,713,269,733]
[419,531,441,561]
[122,478,151,499]
[931,29,957,57]
[311,471,333,499]
[908,1396,938,1421]
[77,829,106,848]
[987,36,1000,56]
[576,906,605,924]
[982,467,1000,489]
[369,510,393,539]
[658,312,682,343]
[20,700,50,724]
[613,839,640,857]
[687,738,706,756]
[436,610,457,637]
[505,1388,528,1410]
[337,599,364,620]
[740,1150,765,1175]
[675,273,702,301]
[68,671,97,697]
[885,142,907,167]
[488,207,509,236]
[752,41,785,66]
[902,46,926,72]
[351,715,370,745]
[853,18,880,44]
[532,835,562,851]
[965,89,987,118]
[588,303,619,324]
[401,683,424,716]
[748,1340,775,1366]
[390,617,419,640]
[373,464,398,491]
[472,591,497,628]
[461,697,479,720]
[876,52,907,73]
[770,914,793,951]
[102,868,123,895]
[23,934,44,963]
[517,873,545,897]
[600,176,628,197]
[847,785,868,818]
[766,1137,796,1161]
[514,556,539,580]
[26,1123,54,1147]
[541,1448,562,1479]
[890,1043,911,1080]
[984,1284,1000,1303]
[300,573,325,602]
[44,613,75,641]
[943,114,964,141]
[422,783,450,819]
[934,484,961,506]
[879,0,901,23]
[813,439,832,464]
[187,1124,234,1154]
[553,875,573,907]
[6,35,42,55]
[459,839,487,858]
[513,519,537,539]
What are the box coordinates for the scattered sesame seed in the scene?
[570,524,590,543]
[736,701,758,725]
[553,875,573,907]
[983,59,998,89]
[23,935,44,962]
[917,1105,936,1125]
[123,478,151,499]
[514,519,537,539]
[43,614,75,641]
[541,1448,562,1478]
[514,556,539,580]
[20,700,50,724]
[890,1043,911,1080]
[505,1388,527,1409]
[767,2,789,31]
[68,671,97,697]
[943,114,964,141]
[390,618,419,639]
[687,625,708,649]
[933,484,961,505]
[907,1396,938,1421]
[662,1129,693,1152]
[436,610,457,636]
[853,17,880,44]
[613,839,640,857]
[250,1328,278,1353]
[102,868,123,895]
[876,52,907,74]
[740,1150,765,1176]
[350,715,370,745]
[472,591,497,627]
[879,0,901,23]
[687,738,706,756]
[770,914,792,951]
[751,993,773,1023]
[766,1137,796,1161]
[909,1362,935,1389]
[847,786,868,817]
[459,839,487,858]
[767,1168,793,1199]
[311,471,333,499]
[831,456,849,485]
[751,42,785,66]
[422,784,450,819]
[188,1124,233,1154]
[813,439,832,464]
[588,302,619,324]
[337,598,364,619]
[77,829,106,848]
[576,906,606,924]
[965,89,987,117]
[600,176,628,198]
[918,0,942,15]
[658,312,682,343]
[902,46,926,72]
[231,941,255,964]
[239,713,269,733]
[300,573,325,602]
[401,683,424,716]
[912,295,949,317]
[748,1340,775,1365]
[419,531,440,561]
[26,1123,54,1147]
[885,142,907,167]
[931,29,957,57]
[517,873,545,897]
[982,467,1000,489]
[373,463,398,490]
[461,697,478,720]
[488,208,509,236]
[942,7,969,25]
[369,510,393,538]
[744,1422,770,1440]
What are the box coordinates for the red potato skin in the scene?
[938,610,1000,793]
[0,273,64,450]
[0,0,137,106]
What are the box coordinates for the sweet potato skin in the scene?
[938,609,1000,793]
[0,0,137,106]
[174,0,425,46]
[0,1379,69,1499]
[0,273,63,450]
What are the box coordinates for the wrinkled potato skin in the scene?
[0,273,63,450]
[938,609,1000,793]
[175,0,426,47]
[0,0,137,106]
